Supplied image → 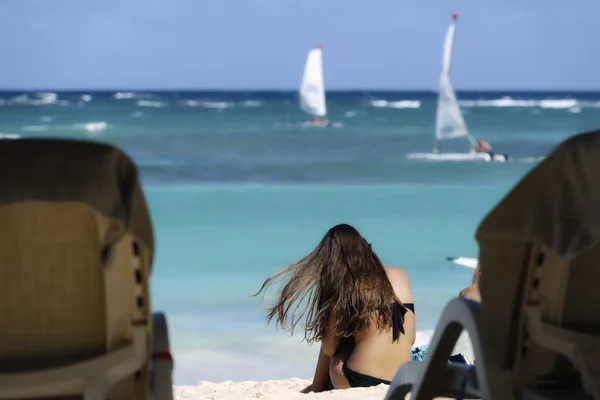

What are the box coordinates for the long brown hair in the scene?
[253,223,401,344]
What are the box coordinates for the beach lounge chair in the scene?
[0,138,174,400]
[384,130,600,400]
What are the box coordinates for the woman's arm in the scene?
[321,319,341,358]
[302,315,341,393]
[302,345,332,393]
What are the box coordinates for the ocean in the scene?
[1,90,599,384]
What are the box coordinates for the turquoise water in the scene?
[148,183,509,383]
[1,90,598,383]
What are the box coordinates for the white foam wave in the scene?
[36,92,58,104]
[365,96,599,111]
[7,92,60,106]
[459,96,582,110]
[345,111,357,117]
[21,125,48,132]
[0,133,21,139]
[181,100,236,109]
[180,100,201,107]
[460,97,537,108]
[200,101,235,109]
[80,94,92,102]
[136,100,167,108]
[369,100,388,107]
[242,100,262,107]
[368,99,421,109]
[114,92,136,99]
[388,100,421,109]
[76,121,108,134]
[539,99,578,109]
[40,116,53,122]
[8,94,29,104]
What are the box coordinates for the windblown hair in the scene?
[253,224,401,344]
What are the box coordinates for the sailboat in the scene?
[408,14,509,162]
[299,45,331,127]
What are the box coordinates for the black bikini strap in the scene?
[391,303,407,342]
[390,302,415,342]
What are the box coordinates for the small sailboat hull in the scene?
[309,120,332,127]
[447,256,478,269]
[299,120,333,128]
[407,152,510,163]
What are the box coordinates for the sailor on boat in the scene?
[311,115,332,127]
[470,138,492,154]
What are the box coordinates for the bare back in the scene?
[331,266,415,383]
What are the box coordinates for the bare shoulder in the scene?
[384,266,410,281]
[384,266,414,303]
[459,285,481,302]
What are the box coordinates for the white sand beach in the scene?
[173,379,461,400]
[173,378,390,400]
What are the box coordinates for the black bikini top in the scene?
[391,302,414,342]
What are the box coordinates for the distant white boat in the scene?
[408,14,509,163]
[447,256,478,269]
[299,45,331,127]
[407,152,495,162]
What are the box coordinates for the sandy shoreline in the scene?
[173,378,391,399]
[173,378,461,399]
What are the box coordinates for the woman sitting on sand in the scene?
[254,223,415,392]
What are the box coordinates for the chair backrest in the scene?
[476,131,600,398]
[0,139,155,398]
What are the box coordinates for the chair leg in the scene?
[151,312,174,400]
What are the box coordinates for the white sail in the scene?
[299,46,327,117]
[435,15,472,143]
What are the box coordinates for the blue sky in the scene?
[0,0,598,90]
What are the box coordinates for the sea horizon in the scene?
[2,88,600,94]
